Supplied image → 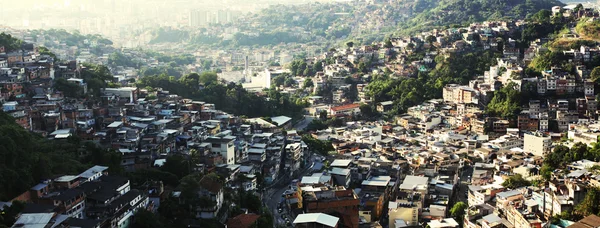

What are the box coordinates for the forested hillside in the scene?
[0,33,23,52]
[0,112,123,201]
[146,0,563,48]
[401,0,564,34]
[137,72,307,119]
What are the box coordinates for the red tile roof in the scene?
[226,213,261,228]
[569,215,600,228]
[199,176,223,193]
[331,103,360,112]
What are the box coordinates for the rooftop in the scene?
[331,159,353,167]
[331,103,360,112]
[78,165,109,179]
[428,218,459,228]
[13,213,54,228]
[293,213,339,227]
[55,175,79,183]
[399,175,429,191]
[226,213,261,228]
[330,168,351,176]
[270,116,292,126]
[496,190,522,199]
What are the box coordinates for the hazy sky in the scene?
[0,0,332,28]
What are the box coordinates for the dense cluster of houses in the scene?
[268,5,600,228]
[0,165,155,227]
[4,3,600,228]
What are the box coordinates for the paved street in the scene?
[264,155,315,227]
[456,165,474,203]
[293,115,314,131]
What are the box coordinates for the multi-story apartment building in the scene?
[285,143,303,172]
[443,84,479,104]
[505,204,542,228]
[524,131,552,157]
[195,176,224,219]
[299,187,360,228]
[205,135,236,164]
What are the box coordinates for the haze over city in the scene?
[3,0,600,228]
[0,0,337,42]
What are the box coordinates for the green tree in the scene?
[346,41,354,48]
[0,201,25,227]
[306,120,328,132]
[314,61,324,72]
[284,77,296,87]
[575,187,600,217]
[53,78,83,98]
[531,9,552,23]
[502,174,531,189]
[360,104,379,119]
[303,78,314,89]
[540,164,553,180]
[485,82,521,120]
[37,46,57,60]
[199,72,219,85]
[0,33,23,52]
[384,37,393,48]
[425,35,436,44]
[180,72,200,88]
[303,67,312,76]
[132,210,168,228]
[160,155,190,179]
[450,202,468,223]
[357,62,368,73]
[302,135,334,156]
[0,111,119,201]
[272,74,287,87]
[591,66,600,84]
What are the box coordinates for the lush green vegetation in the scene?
[29,29,113,55]
[450,202,468,222]
[302,135,335,156]
[0,111,123,201]
[132,171,272,228]
[108,52,140,68]
[137,72,307,118]
[0,33,23,52]
[576,19,600,40]
[144,51,197,66]
[230,31,304,46]
[139,65,185,78]
[540,143,600,180]
[54,63,118,99]
[486,83,522,120]
[400,0,563,35]
[145,0,561,51]
[575,187,600,218]
[0,201,25,227]
[271,73,296,88]
[289,59,322,76]
[37,46,57,60]
[148,28,190,44]
[366,50,501,114]
[502,174,531,189]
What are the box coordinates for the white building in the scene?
[102,87,138,103]
[484,134,523,151]
[205,135,236,164]
[523,132,552,156]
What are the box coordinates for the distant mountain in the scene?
[146,0,564,48]
[399,0,565,34]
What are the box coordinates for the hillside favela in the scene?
[4,0,600,228]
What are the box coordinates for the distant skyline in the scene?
[0,0,336,45]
